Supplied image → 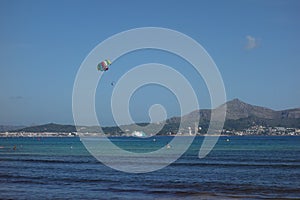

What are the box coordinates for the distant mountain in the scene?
[182,98,300,121]
[225,98,277,119]
[0,125,26,132]
[15,123,76,133]
[180,98,300,130]
[9,99,300,133]
[279,108,300,119]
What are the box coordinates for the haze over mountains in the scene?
[2,98,300,133]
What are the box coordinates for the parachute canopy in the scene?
[97,59,112,71]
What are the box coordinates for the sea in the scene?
[0,136,299,199]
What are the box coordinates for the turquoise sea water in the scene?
[0,136,299,199]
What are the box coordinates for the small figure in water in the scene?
[13,145,16,151]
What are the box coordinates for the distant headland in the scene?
[1,99,300,137]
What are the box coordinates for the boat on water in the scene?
[132,131,147,137]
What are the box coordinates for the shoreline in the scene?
[0,134,299,138]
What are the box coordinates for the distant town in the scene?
[1,125,299,137]
[222,125,300,136]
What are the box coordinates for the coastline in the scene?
[1,133,299,138]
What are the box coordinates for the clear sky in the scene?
[0,0,299,126]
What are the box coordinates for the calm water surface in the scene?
[0,136,299,199]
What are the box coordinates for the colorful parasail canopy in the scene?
[97,59,112,71]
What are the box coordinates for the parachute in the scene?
[97,59,112,71]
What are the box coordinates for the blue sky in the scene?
[0,0,299,126]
